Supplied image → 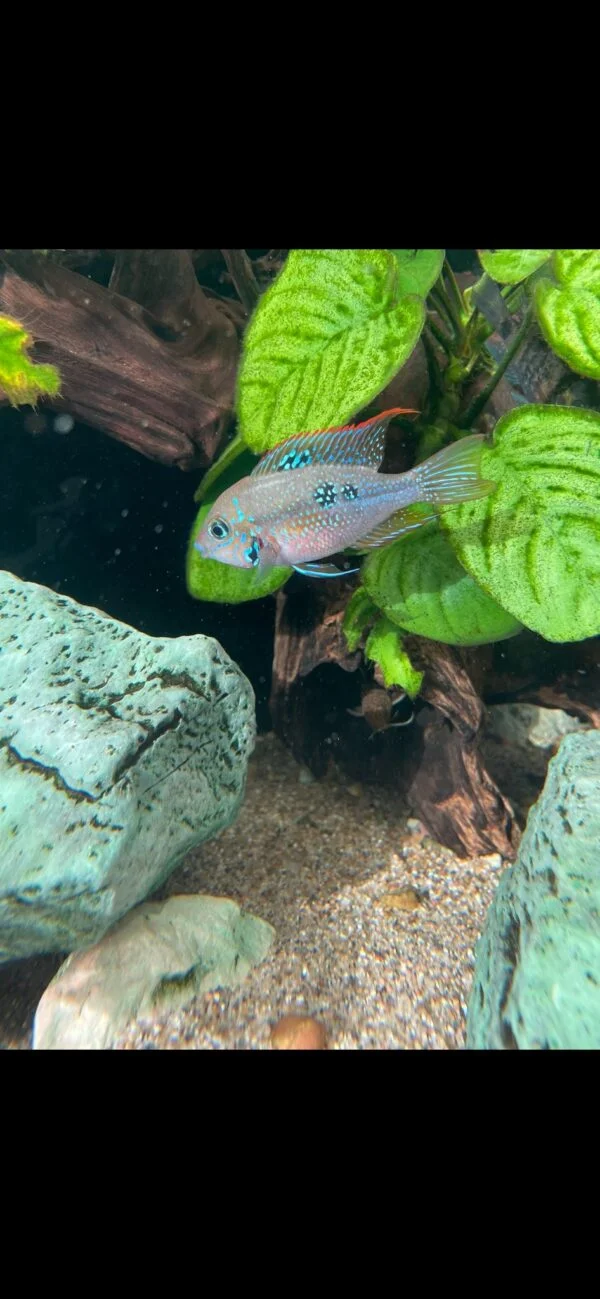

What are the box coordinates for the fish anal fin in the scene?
[250,407,418,478]
[352,505,438,552]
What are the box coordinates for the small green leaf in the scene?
[478,250,553,283]
[390,249,444,297]
[534,252,600,380]
[363,524,521,646]
[442,404,600,642]
[237,249,425,453]
[342,587,378,652]
[364,616,424,698]
[186,451,292,603]
[0,314,61,406]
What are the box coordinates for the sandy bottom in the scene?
[0,734,506,1050]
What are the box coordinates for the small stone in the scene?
[298,767,316,785]
[406,817,425,835]
[270,1015,327,1050]
[381,887,423,912]
[346,783,363,798]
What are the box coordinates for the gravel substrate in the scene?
[0,733,507,1050]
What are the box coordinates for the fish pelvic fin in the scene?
[411,434,496,506]
[250,407,418,478]
[293,561,361,578]
[352,504,438,551]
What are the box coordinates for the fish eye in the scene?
[208,518,230,540]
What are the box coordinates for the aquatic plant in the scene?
[187,249,600,691]
[0,313,61,405]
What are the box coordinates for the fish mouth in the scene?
[193,539,205,554]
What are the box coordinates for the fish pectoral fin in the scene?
[293,561,361,578]
[351,505,438,551]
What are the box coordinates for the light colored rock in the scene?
[486,702,588,750]
[467,731,600,1050]
[0,573,255,965]
[270,1015,327,1050]
[33,894,275,1049]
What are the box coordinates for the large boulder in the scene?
[0,573,255,964]
[467,731,600,1049]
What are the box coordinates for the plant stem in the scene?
[442,261,467,330]
[420,329,444,415]
[458,305,534,429]
[428,285,457,339]
[425,315,453,356]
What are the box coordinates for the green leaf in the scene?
[552,249,600,292]
[0,314,61,406]
[442,404,600,642]
[478,250,553,283]
[342,587,378,652]
[534,250,600,379]
[363,524,521,646]
[186,451,292,604]
[364,616,424,698]
[237,249,425,453]
[390,249,444,297]
[194,432,249,503]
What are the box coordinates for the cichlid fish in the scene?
[194,407,495,578]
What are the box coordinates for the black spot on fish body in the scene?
[314,482,337,507]
[341,483,359,501]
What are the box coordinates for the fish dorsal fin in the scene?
[250,407,416,478]
[352,505,438,552]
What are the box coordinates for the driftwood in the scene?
[270,583,361,776]
[399,637,519,859]
[0,250,239,469]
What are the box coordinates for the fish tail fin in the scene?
[412,434,495,506]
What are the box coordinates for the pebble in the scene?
[270,1015,327,1050]
[380,887,424,912]
[298,767,316,785]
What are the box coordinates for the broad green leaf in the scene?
[553,249,600,292]
[478,250,553,283]
[390,249,444,297]
[363,524,521,646]
[442,405,600,642]
[342,587,378,652]
[0,314,61,406]
[534,280,600,379]
[237,249,425,453]
[194,432,250,502]
[186,451,292,603]
[364,616,424,698]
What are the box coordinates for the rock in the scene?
[0,573,255,965]
[270,1015,327,1050]
[486,702,589,750]
[466,732,600,1049]
[33,895,274,1050]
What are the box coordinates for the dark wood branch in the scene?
[0,250,239,470]
[221,250,260,315]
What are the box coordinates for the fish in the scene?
[194,407,495,578]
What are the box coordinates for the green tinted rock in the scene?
[467,732,600,1049]
[33,895,275,1050]
[0,573,255,964]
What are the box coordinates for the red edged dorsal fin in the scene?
[250,407,418,478]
